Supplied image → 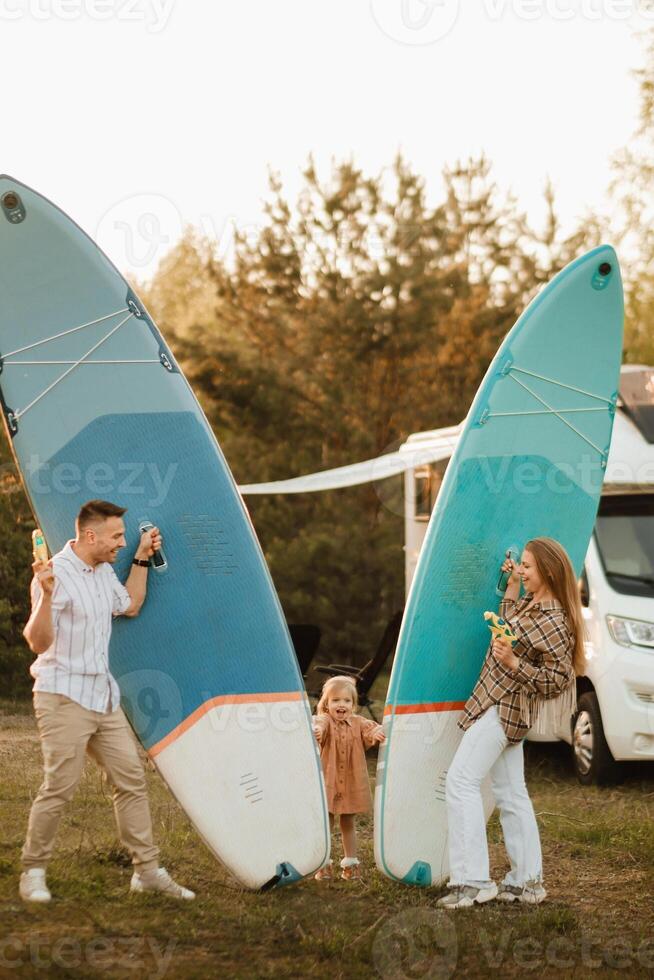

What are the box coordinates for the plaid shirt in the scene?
[458,593,575,744]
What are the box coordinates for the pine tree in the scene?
[150,155,593,669]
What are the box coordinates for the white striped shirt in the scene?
[29,540,132,713]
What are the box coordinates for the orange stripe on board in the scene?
[384,701,466,717]
[148,691,306,758]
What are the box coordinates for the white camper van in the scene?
[401,365,654,785]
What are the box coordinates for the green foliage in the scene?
[0,440,35,696]
[142,154,594,670]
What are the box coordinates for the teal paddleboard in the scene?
[374,246,624,886]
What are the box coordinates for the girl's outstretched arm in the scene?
[360,717,386,749]
[313,713,330,744]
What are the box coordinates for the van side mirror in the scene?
[579,569,590,607]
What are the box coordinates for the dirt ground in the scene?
[1,704,653,979]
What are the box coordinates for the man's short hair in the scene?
[77,500,127,530]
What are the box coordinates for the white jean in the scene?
[445,705,543,888]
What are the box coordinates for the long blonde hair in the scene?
[316,675,359,715]
[525,537,586,677]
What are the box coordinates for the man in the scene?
[20,499,195,904]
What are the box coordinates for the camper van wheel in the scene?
[572,692,622,786]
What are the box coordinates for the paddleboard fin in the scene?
[402,861,431,887]
[259,862,303,892]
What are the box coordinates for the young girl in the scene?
[438,537,584,910]
[312,675,386,881]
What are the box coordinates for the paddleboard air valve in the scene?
[592,261,613,291]
[138,520,167,572]
[1,191,25,224]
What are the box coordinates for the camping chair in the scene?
[288,623,322,677]
[312,610,403,721]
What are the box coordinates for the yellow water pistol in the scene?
[32,529,49,564]
[484,610,517,645]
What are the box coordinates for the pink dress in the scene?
[314,713,384,814]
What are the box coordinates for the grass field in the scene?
[1,697,654,980]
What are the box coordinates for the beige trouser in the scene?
[22,692,159,873]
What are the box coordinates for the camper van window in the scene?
[619,367,654,444]
[415,465,441,520]
[595,494,654,598]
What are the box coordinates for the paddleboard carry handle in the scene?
[496,546,519,597]
[138,520,167,573]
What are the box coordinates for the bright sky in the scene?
[2,1,649,279]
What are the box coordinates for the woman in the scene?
[437,537,585,910]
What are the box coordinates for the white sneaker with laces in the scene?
[130,867,195,900]
[497,879,547,904]
[519,879,547,904]
[19,869,51,903]
[436,882,498,909]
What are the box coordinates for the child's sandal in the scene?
[340,858,362,881]
[314,860,333,881]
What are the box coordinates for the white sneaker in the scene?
[497,879,547,904]
[520,879,547,904]
[130,867,195,900]
[19,869,51,903]
[436,882,498,909]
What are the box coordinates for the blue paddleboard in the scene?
[0,177,329,889]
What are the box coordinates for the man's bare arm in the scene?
[24,562,55,653]
[121,526,162,618]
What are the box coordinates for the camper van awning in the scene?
[239,436,459,495]
[239,406,654,496]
